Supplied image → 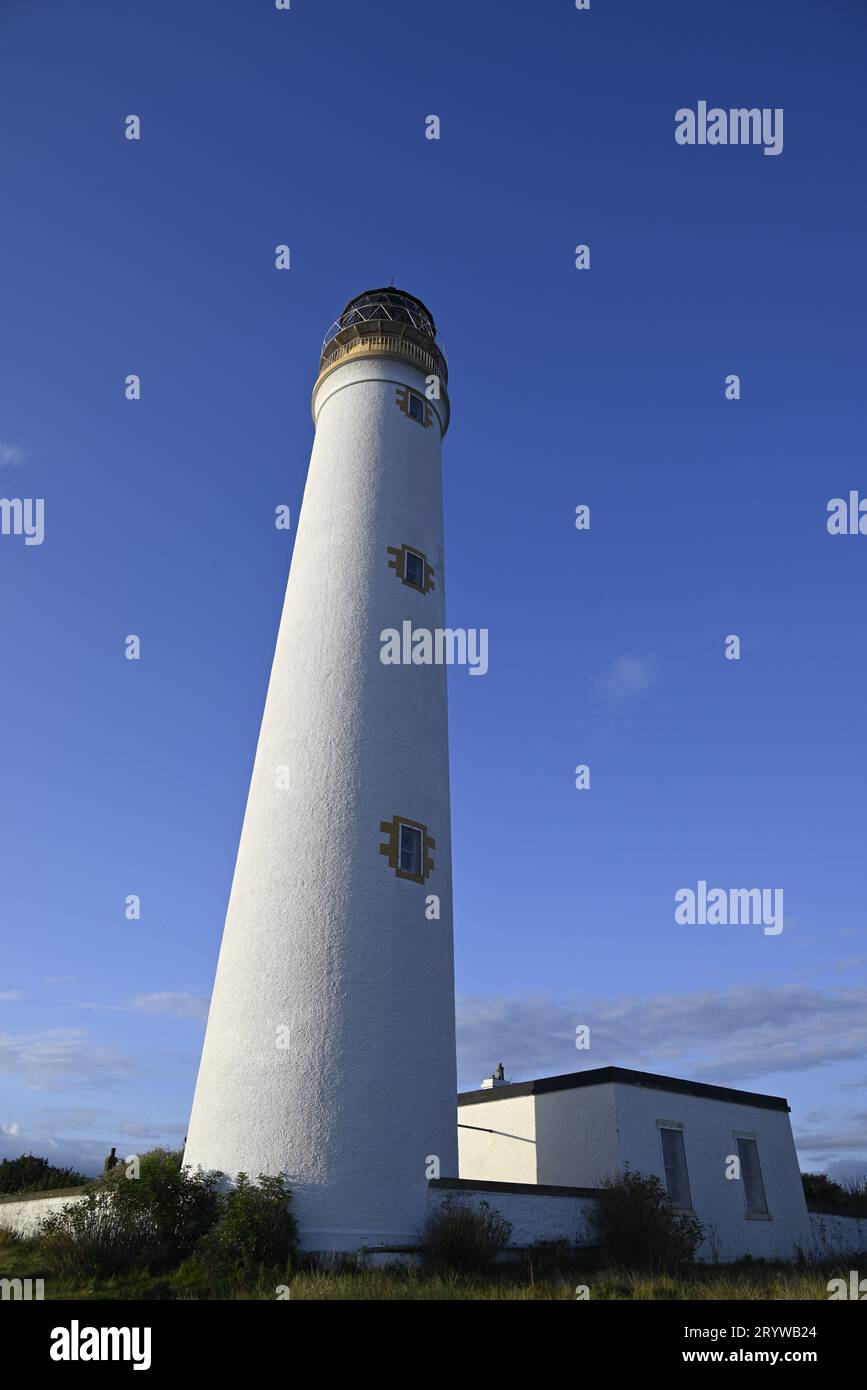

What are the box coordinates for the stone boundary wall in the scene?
[4,1180,865,1259]
[428,1177,601,1250]
[809,1209,867,1258]
[0,1186,89,1239]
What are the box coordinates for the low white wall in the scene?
[429,1179,599,1249]
[0,1188,87,1238]
[430,1181,867,1264]
[810,1211,867,1257]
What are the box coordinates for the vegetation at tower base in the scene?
[38,1149,221,1276]
[2,1222,866,1299]
[34,1149,297,1280]
[197,1173,298,1278]
[0,1153,86,1194]
[588,1167,705,1274]
[422,1197,512,1273]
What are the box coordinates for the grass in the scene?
[0,1230,862,1300]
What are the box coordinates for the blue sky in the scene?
[2,0,866,1179]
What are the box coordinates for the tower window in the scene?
[386,543,435,593]
[736,1136,769,1216]
[658,1125,692,1209]
[379,814,435,882]
[404,548,425,591]
[395,385,433,429]
[398,823,422,877]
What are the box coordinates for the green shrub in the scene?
[589,1167,704,1273]
[802,1172,867,1217]
[37,1149,222,1277]
[422,1198,512,1273]
[0,1153,87,1195]
[108,1149,221,1269]
[38,1186,153,1277]
[197,1173,299,1278]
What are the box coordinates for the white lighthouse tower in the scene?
[184,289,458,1250]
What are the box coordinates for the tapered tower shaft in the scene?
[184,289,457,1250]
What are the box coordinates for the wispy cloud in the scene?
[457,984,867,1093]
[0,991,24,1001]
[794,1112,867,1177]
[128,993,209,1023]
[794,1114,867,1156]
[0,1108,188,1176]
[833,955,867,972]
[82,992,210,1023]
[0,442,27,468]
[0,1028,136,1091]
[595,653,659,704]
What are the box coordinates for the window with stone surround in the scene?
[379,814,435,883]
[387,543,435,593]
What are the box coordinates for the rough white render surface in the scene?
[611,1083,815,1262]
[457,1094,538,1184]
[534,1084,620,1186]
[458,1085,620,1188]
[183,353,457,1250]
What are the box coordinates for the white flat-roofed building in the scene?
[456,1066,815,1262]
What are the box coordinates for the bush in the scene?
[422,1198,512,1273]
[589,1167,704,1273]
[525,1238,575,1280]
[37,1149,222,1277]
[802,1172,867,1217]
[197,1173,298,1278]
[107,1149,221,1269]
[0,1153,86,1195]
[38,1186,154,1277]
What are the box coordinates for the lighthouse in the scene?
[184,289,458,1250]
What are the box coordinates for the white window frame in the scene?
[656,1120,693,1211]
[734,1132,771,1219]
[404,547,425,591]
[398,822,422,878]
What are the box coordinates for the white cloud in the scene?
[817,1157,867,1184]
[456,984,867,1093]
[0,442,26,468]
[0,1106,189,1176]
[0,991,24,1001]
[82,992,210,1023]
[794,1114,867,1157]
[0,1029,136,1091]
[127,993,209,1023]
[595,653,659,704]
